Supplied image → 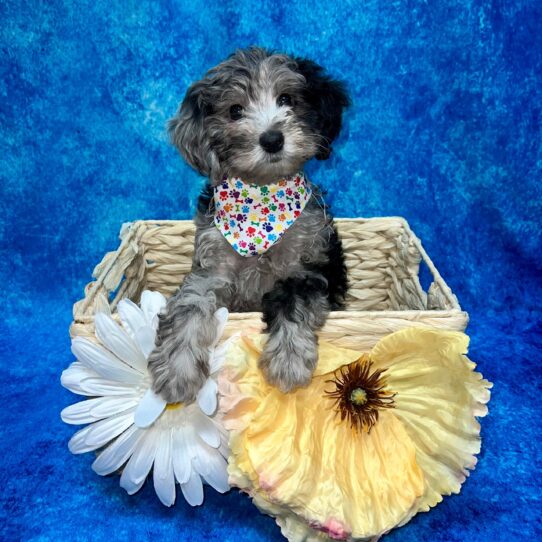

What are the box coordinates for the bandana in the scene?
[213,172,312,257]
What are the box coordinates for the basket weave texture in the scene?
[71,218,467,351]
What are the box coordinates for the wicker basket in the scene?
[71,218,468,351]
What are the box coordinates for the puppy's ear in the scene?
[168,80,219,177]
[295,58,350,160]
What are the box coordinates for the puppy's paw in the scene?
[259,334,318,393]
[147,344,209,404]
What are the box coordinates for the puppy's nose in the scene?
[259,130,284,153]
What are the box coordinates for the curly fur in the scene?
[148,47,349,402]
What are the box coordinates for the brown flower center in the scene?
[325,355,395,433]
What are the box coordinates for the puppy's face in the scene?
[170,48,349,184]
[205,55,316,184]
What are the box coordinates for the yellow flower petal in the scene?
[369,327,492,516]
[221,328,491,540]
[223,335,425,539]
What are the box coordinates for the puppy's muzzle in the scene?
[259,130,284,154]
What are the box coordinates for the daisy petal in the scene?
[61,396,138,425]
[209,335,237,374]
[84,412,135,448]
[92,425,144,475]
[68,412,134,454]
[79,377,140,396]
[193,411,220,448]
[71,337,142,384]
[68,429,98,455]
[117,298,147,339]
[119,474,147,495]
[172,428,191,484]
[154,431,172,480]
[153,431,176,506]
[196,378,218,416]
[94,313,147,372]
[134,325,156,360]
[140,290,167,329]
[61,362,98,395]
[203,453,230,493]
[134,389,167,428]
[91,396,139,418]
[121,430,158,488]
[192,446,211,477]
[119,472,146,496]
[180,470,204,506]
[210,308,229,349]
[219,429,230,459]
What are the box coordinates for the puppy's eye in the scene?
[277,94,293,107]
[229,104,243,120]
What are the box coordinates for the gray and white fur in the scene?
[148,47,350,403]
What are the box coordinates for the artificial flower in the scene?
[219,328,492,541]
[61,291,230,506]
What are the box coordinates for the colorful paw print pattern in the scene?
[213,172,312,257]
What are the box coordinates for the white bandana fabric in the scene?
[213,172,312,257]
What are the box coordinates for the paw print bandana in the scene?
[213,172,312,257]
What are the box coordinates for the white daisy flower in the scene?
[61,290,230,507]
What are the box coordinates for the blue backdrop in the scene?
[1,1,541,540]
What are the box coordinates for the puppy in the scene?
[148,47,349,403]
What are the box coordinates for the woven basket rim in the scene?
[73,307,467,324]
[74,216,461,316]
[70,216,468,347]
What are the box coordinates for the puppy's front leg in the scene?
[259,273,330,392]
[148,269,231,403]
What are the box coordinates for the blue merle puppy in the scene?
[148,47,349,403]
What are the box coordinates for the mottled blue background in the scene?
[1,1,541,541]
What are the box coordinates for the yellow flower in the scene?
[219,328,491,541]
